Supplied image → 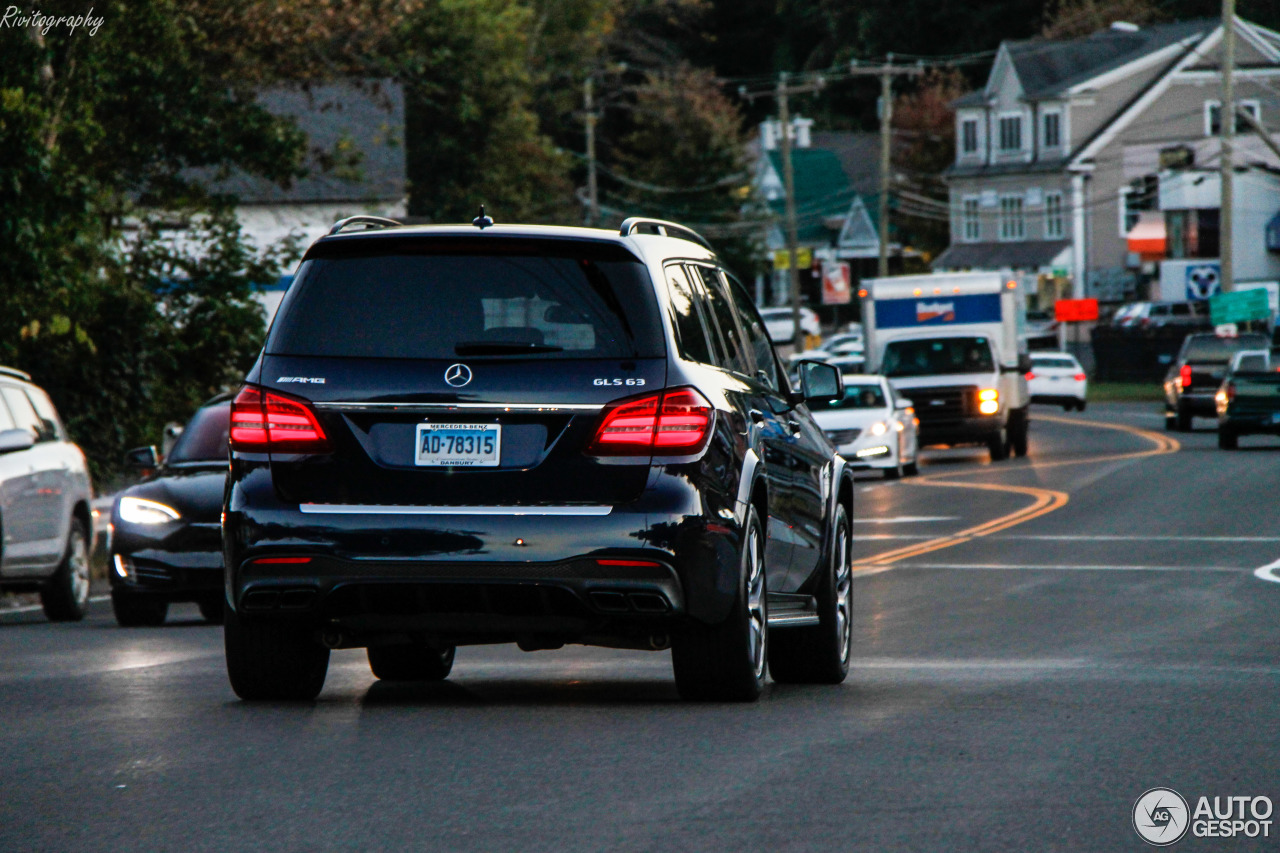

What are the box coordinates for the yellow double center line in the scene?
[852,414,1180,571]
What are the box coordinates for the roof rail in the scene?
[0,366,32,382]
[326,215,403,237]
[618,217,712,251]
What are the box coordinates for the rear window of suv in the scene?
[1183,334,1269,363]
[269,241,664,360]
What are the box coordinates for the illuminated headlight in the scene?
[978,388,999,415]
[869,421,888,436]
[118,496,181,525]
[856,445,890,458]
[893,420,905,432]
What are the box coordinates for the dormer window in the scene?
[1043,111,1062,149]
[961,118,980,155]
[998,114,1023,151]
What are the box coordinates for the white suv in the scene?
[0,367,96,620]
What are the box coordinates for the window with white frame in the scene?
[1205,99,1261,136]
[999,195,1025,240]
[961,118,980,155]
[962,197,981,242]
[1043,111,1062,149]
[998,115,1023,151]
[1044,192,1064,239]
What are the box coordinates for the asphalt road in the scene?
[3,402,1279,852]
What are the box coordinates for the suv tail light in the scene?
[1178,364,1193,389]
[588,387,713,455]
[230,386,330,453]
[1025,371,1036,380]
[1073,372,1087,381]
[1225,382,1237,403]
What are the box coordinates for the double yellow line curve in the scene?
[851,413,1180,572]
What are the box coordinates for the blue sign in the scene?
[875,293,1003,329]
[1185,262,1220,300]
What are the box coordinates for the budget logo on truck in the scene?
[916,301,956,323]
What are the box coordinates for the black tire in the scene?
[1218,428,1238,450]
[1010,409,1029,458]
[41,518,91,622]
[883,459,902,480]
[198,597,224,624]
[368,644,456,681]
[672,504,768,702]
[1061,402,1071,411]
[987,427,1009,461]
[903,460,919,477]
[111,590,168,627]
[1077,399,1087,412]
[769,502,853,684]
[1165,411,1177,431]
[224,610,329,701]
[1176,403,1192,432]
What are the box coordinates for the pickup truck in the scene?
[1216,348,1280,449]
[1163,332,1270,431]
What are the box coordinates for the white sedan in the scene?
[1027,351,1088,411]
[759,306,821,343]
[811,374,919,479]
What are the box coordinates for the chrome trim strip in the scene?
[767,612,821,628]
[313,401,603,414]
[299,504,613,516]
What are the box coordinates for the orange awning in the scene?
[1126,212,1166,259]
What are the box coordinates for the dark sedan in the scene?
[109,396,229,626]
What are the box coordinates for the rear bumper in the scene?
[1220,412,1280,434]
[1172,392,1217,416]
[223,470,744,640]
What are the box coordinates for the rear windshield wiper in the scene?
[454,341,564,355]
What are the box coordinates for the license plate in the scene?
[415,423,501,467]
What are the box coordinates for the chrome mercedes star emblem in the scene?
[444,363,473,388]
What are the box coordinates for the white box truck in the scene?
[860,272,1031,461]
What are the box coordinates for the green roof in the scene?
[766,149,857,244]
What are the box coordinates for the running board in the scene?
[767,593,820,628]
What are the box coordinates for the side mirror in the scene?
[124,445,160,470]
[895,398,913,410]
[0,428,35,454]
[792,360,843,406]
[1017,353,1033,374]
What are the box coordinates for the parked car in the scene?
[1027,351,1088,411]
[821,330,865,355]
[1215,349,1280,449]
[1112,300,1210,329]
[222,215,856,702]
[1022,309,1060,350]
[0,366,95,621]
[759,306,821,343]
[810,374,919,479]
[1164,331,1270,430]
[109,395,231,626]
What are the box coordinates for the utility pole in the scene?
[776,72,805,349]
[1221,0,1236,292]
[849,57,924,279]
[584,75,599,227]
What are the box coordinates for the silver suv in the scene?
[0,367,96,620]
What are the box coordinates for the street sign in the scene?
[1054,298,1099,322]
[773,248,814,270]
[821,261,851,304]
[1209,288,1270,325]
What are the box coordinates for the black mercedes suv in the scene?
[223,215,856,702]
